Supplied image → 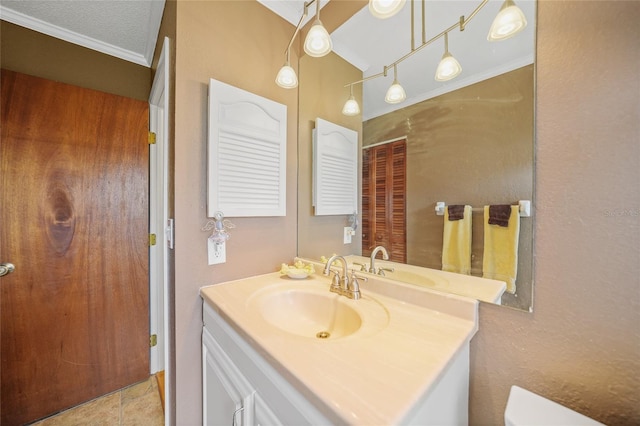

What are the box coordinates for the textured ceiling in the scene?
[0,0,165,67]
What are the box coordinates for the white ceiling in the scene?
[0,0,534,116]
[0,0,166,67]
[259,0,535,120]
[257,0,324,28]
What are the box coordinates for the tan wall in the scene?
[0,21,151,101]
[172,1,299,423]
[298,52,363,260]
[363,65,534,310]
[470,1,640,424]
[6,1,638,424]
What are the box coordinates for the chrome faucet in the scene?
[369,245,394,275]
[323,255,363,300]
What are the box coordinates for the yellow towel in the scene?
[442,205,472,275]
[483,205,520,293]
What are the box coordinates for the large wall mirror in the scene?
[297,0,536,312]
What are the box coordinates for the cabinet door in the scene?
[254,393,282,426]
[203,328,255,425]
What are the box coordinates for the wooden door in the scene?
[0,70,150,425]
[362,140,407,262]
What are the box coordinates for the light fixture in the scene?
[344,0,528,113]
[435,32,462,82]
[276,2,309,89]
[487,0,528,41]
[342,84,360,116]
[385,65,406,104]
[275,53,298,88]
[304,0,332,57]
[369,0,407,19]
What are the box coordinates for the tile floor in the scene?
[30,375,164,426]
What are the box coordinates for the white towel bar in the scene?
[435,200,531,217]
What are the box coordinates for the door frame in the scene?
[149,36,171,424]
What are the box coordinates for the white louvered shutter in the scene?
[312,118,358,216]
[208,79,287,217]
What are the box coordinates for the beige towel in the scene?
[483,205,520,293]
[442,205,472,274]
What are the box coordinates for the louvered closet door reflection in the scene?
[362,140,406,262]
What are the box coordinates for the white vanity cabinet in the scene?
[201,272,479,425]
[202,303,332,426]
[202,326,255,425]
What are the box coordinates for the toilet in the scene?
[505,385,605,425]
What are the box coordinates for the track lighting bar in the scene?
[342,0,527,114]
[390,0,487,71]
[283,2,311,57]
[344,0,490,90]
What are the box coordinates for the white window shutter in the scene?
[312,118,358,216]
[208,79,287,217]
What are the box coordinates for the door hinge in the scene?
[149,233,157,246]
[148,131,156,145]
[150,334,158,347]
[166,218,175,250]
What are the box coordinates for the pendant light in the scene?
[276,51,298,88]
[342,84,360,116]
[369,0,407,19]
[487,0,528,41]
[276,3,308,89]
[304,0,332,57]
[435,32,462,82]
[385,65,406,104]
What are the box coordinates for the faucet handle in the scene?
[325,269,341,291]
[347,271,367,300]
[349,271,368,282]
[377,267,395,276]
[352,262,368,272]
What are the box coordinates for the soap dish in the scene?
[286,269,310,279]
[280,261,314,279]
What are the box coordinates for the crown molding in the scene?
[1,5,152,67]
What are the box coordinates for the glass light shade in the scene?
[304,20,332,57]
[385,81,406,104]
[275,63,298,89]
[342,96,360,116]
[435,52,462,81]
[487,0,528,41]
[369,0,406,19]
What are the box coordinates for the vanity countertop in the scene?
[200,271,478,425]
[339,255,507,304]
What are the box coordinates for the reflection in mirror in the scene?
[297,0,536,312]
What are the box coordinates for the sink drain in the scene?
[316,331,331,339]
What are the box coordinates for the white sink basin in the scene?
[247,281,389,340]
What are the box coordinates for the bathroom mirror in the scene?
[297,0,536,312]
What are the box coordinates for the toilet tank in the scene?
[505,386,605,426]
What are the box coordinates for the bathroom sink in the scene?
[201,270,480,425]
[247,281,389,340]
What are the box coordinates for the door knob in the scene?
[0,263,15,277]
